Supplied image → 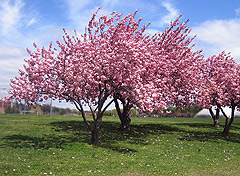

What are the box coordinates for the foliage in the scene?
[4,106,20,114]
[148,105,202,118]
[30,104,42,115]
[103,109,118,116]
[166,105,202,118]
[5,103,74,116]
[0,114,240,175]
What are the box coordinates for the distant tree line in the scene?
[103,105,202,118]
[5,101,202,118]
[157,105,202,118]
[5,102,72,116]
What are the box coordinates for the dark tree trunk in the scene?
[114,94,132,131]
[72,99,103,145]
[90,112,103,144]
[119,109,131,130]
[209,107,220,128]
[222,105,235,137]
[90,125,100,144]
[222,117,234,137]
[72,82,114,145]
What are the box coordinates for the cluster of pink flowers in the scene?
[197,51,240,109]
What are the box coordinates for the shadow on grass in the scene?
[176,121,240,130]
[174,122,214,129]
[1,133,85,150]
[0,120,90,150]
[50,120,240,146]
[1,120,239,151]
[49,120,180,152]
[174,122,240,143]
[0,120,179,152]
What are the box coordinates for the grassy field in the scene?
[0,114,239,176]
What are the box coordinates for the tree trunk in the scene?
[90,125,100,144]
[72,90,113,145]
[222,117,234,137]
[209,107,220,128]
[120,110,131,131]
[114,95,132,131]
[222,105,235,137]
[90,113,103,144]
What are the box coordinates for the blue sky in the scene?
[0,0,240,108]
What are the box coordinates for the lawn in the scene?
[0,114,239,175]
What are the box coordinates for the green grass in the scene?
[0,114,240,176]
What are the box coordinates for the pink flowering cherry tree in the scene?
[7,8,169,144]
[113,15,204,130]
[197,51,240,136]
[152,16,204,110]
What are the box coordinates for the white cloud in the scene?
[157,1,180,27]
[62,0,93,30]
[0,45,24,57]
[0,0,38,36]
[145,28,161,35]
[26,18,37,27]
[0,0,38,92]
[102,0,119,9]
[62,0,112,33]
[192,19,240,61]
[67,0,91,10]
[0,0,23,35]
[0,45,26,69]
[63,0,180,36]
[0,44,27,89]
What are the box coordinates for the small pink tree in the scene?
[7,8,168,144]
[197,51,240,136]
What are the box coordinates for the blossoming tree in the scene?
[114,15,204,130]
[197,51,240,136]
[152,16,204,109]
[7,8,169,144]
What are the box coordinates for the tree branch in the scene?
[88,104,96,122]
[102,99,114,113]
[72,99,92,130]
